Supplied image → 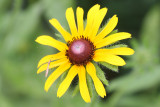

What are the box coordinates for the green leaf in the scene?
[93,62,109,86]
[83,19,87,29]
[108,29,118,35]
[55,33,62,39]
[99,62,118,72]
[60,69,68,81]
[56,69,68,88]
[55,33,65,43]
[98,16,118,35]
[130,38,139,49]
[86,72,93,98]
[106,44,128,49]
[72,84,79,97]
[98,18,111,33]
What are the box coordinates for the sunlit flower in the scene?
[35,4,134,103]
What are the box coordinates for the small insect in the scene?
[45,60,51,77]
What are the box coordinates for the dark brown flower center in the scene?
[66,37,95,65]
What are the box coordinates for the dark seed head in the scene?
[66,36,95,65]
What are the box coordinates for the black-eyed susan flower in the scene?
[35,4,134,103]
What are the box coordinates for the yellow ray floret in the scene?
[95,47,135,56]
[37,58,69,74]
[66,7,78,36]
[95,32,131,48]
[94,50,126,66]
[76,7,84,36]
[57,65,79,97]
[78,66,91,103]
[37,51,66,68]
[45,62,71,92]
[86,62,106,98]
[49,19,72,42]
[35,35,68,51]
[93,15,118,42]
[89,8,108,41]
[83,4,100,37]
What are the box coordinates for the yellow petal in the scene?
[66,7,77,36]
[76,7,84,36]
[83,4,100,37]
[35,35,68,51]
[37,51,66,68]
[86,62,106,98]
[78,66,91,103]
[96,47,135,56]
[94,50,126,66]
[44,62,71,92]
[93,15,118,43]
[57,65,78,98]
[95,32,131,49]
[89,8,108,41]
[49,18,72,42]
[37,58,69,74]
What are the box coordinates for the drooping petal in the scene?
[49,18,72,42]
[95,32,131,49]
[78,66,91,103]
[44,62,71,92]
[95,47,135,56]
[89,8,108,41]
[37,51,66,68]
[93,15,118,42]
[83,4,100,37]
[76,7,84,36]
[37,58,69,74]
[86,62,106,98]
[66,7,78,36]
[57,65,78,97]
[94,50,126,66]
[35,35,68,51]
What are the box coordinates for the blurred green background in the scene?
[0,0,160,107]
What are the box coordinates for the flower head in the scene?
[35,4,134,103]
